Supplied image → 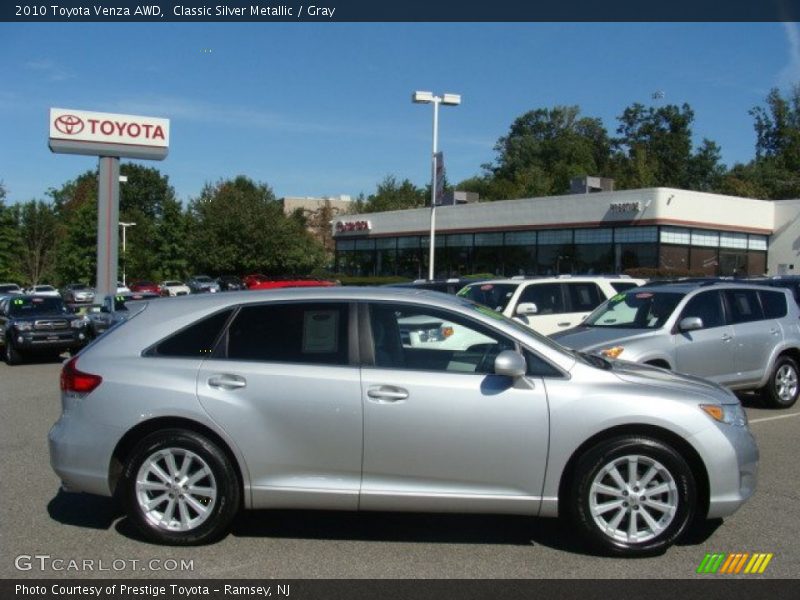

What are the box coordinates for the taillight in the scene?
[60,356,103,394]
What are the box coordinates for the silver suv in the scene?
[552,282,800,408]
[49,288,757,555]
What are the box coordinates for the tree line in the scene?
[1,86,799,285]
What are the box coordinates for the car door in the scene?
[723,289,779,385]
[563,282,606,330]
[673,290,737,384]
[196,301,363,510]
[359,301,550,515]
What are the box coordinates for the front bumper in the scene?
[12,330,87,352]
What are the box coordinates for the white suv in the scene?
[458,276,645,335]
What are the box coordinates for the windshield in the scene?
[585,290,684,329]
[8,296,67,316]
[458,283,518,312]
[195,276,212,283]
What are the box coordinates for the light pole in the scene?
[119,221,136,287]
[412,90,461,281]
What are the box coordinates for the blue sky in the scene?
[1,22,798,205]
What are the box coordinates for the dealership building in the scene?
[331,186,800,279]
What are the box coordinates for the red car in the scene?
[245,275,339,290]
[128,280,162,295]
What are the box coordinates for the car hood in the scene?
[610,359,734,404]
[551,326,659,351]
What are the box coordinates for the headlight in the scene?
[14,322,33,332]
[599,346,624,359]
[700,404,748,427]
[70,317,88,328]
[416,326,455,343]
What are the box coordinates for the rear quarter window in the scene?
[724,289,765,323]
[759,290,788,319]
[148,309,233,357]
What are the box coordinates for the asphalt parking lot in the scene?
[1,357,798,579]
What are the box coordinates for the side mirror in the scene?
[516,302,538,316]
[494,350,527,378]
[678,316,703,332]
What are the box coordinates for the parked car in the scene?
[160,280,191,297]
[458,275,646,335]
[217,275,246,292]
[117,282,131,295]
[247,276,338,290]
[1,295,89,364]
[552,282,800,408]
[242,273,268,288]
[0,283,23,295]
[62,283,95,304]
[49,288,757,555]
[187,275,221,294]
[72,296,130,339]
[129,280,162,295]
[26,284,61,298]
[388,277,486,295]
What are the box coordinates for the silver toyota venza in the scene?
[49,288,758,555]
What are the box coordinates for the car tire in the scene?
[122,429,240,546]
[569,436,696,557]
[5,337,23,366]
[763,355,800,409]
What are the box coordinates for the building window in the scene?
[614,227,657,243]
[689,247,718,275]
[748,236,768,251]
[575,228,612,244]
[538,230,573,245]
[659,245,690,271]
[720,232,748,249]
[691,230,719,248]
[475,233,503,246]
[660,227,691,245]
[504,231,537,246]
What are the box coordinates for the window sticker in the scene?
[302,310,339,353]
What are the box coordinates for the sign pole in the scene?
[96,156,120,309]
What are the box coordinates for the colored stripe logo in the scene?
[697,553,773,574]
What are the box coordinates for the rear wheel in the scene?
[569,436,695,556]
[763,355,799,409]
[122,429,240,545]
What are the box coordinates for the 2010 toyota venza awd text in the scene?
[49,288,758,555]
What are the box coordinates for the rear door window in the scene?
[565,282,604,312]
[225,302,350,365]
[724,289,765,323]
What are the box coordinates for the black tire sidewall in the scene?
[122,429,240,545]
[5,337,22,365]
[767,356,799,409]
[571,436,696,557]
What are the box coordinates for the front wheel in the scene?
[5,337,23,365]
[569,436,696,556]
[762,355,799,409]
[122,429,240,545]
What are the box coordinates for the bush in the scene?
[623,267,708,279]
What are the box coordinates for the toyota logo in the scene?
[54,114,85,135]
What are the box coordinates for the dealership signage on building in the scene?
[609,201,641,213]
[336,219,372,233]
[49,108,169,160]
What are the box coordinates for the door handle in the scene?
[770,328,780,335]
[557,322,571,327]
[721,334,732,342]
[367,385,408,403]
[207,374,247,390]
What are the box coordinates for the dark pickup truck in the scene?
[0,295,90,365]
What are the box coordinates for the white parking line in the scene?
[749,412,800,424]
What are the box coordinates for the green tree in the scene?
[0,182,23,282]
[612,102,724,191]
[484,106,612,199]
[187,176,325,275]
[745,85,800,198]
[54,199,97,285]
[14,200,59,285]
[357,176,427,213]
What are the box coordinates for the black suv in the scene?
[0,295,89,365]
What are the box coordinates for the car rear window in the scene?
[149,309,233,357]
[759,290,788,319]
